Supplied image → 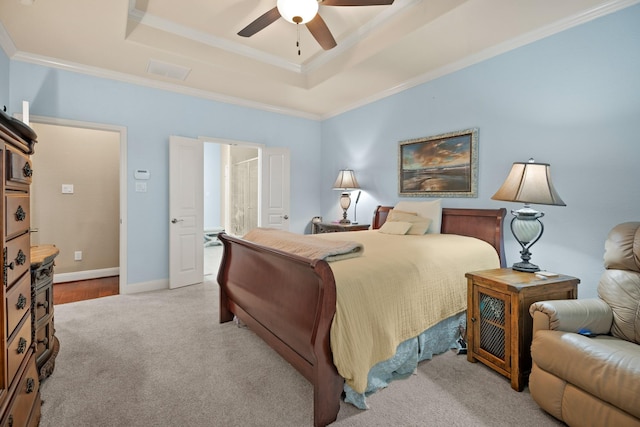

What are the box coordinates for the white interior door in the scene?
[261,147,290,230]
[169,136,204,289]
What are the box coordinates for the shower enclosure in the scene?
[224,145,259,237]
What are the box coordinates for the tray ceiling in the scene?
[0,0,634,119]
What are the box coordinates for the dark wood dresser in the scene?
[31,245,59,381]
[0,112,41,426]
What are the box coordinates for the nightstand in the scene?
[313,222,370,233]
[465,268,579,391]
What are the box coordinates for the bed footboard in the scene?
[217,233,343,427]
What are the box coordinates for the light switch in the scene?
[62,184,74,194]
[135,182,147,192]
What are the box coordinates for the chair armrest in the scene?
[529,299,613,335]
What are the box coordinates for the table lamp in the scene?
[491,158,565,272]
[333,169,360,224]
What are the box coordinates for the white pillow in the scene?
[387,210,432,235]
[378,221,412,235]
[393,199,442,234]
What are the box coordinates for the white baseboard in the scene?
[54,268,170,295]
[54,267,119,284]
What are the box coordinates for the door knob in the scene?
[171,218,183,224]
[283,215,289,220]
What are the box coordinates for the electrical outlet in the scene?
[74,251,82,261]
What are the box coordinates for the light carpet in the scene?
[40,280,563,426]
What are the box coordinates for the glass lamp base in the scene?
[510,206,544,273]
[338,193,351,225]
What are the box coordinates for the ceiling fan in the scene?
[238,0,395,52]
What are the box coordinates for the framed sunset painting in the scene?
[399,128,478,197]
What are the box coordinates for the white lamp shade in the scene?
[491,159,565,206]
[333,169,360,190]
[277,0,319,24]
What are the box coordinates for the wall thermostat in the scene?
[134,169,150,180]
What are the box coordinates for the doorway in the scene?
[29,117,127,295]
[170,136,290,288]
[203,142,259,277]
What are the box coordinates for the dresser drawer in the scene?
[7,318,32,384]
[6,147,33,189]
[6,274,31,337]
[5,233,30,288]
[26,394,41,427]
[5,195,30,239]
[35,318,53,367]
[32,259,54,290]
[35,283,52,324]
[1,354,39,427]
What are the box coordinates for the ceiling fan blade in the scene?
[320,0,394,6]
[306,14,337,50]
[238,7,281,37]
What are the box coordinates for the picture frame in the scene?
[399,128,478,197]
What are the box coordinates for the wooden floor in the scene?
[54,276,119,305]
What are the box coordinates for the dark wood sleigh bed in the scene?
[217,206,506,426]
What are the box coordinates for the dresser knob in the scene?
[38,337,49,346]
[471,317,477,323]
[23,162,33,178]
[15,249,26,266]
[15,205,26,222]
[17,337,27,354]
[16,294,27,310]
[38,301,50,309]
[26,378,35,394]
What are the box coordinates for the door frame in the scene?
[26,115,127,295]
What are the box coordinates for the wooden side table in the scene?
[31,244,60,381]
[465,268,579,391]
[313,222,370,233]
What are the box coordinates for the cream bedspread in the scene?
[314,230,500,393]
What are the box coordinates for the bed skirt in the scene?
[343,311,466,409]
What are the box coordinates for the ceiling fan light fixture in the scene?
[277,0,319,24]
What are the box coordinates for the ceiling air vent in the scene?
[146,59,191,81]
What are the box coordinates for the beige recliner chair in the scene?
[528,221,640,427]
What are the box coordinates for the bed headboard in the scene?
[372,205,507,267]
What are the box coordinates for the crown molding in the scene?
[321,0,640,119]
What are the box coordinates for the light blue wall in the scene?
[321,5,640,299]
[5,5,639,297]
[0,48,8,109]
[7,63,322,286]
